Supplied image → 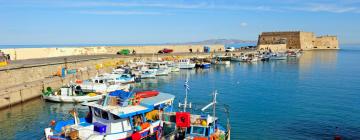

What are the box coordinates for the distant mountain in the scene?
[169,39,256,45]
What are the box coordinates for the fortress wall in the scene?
[300,32,316,50]
[258,32,302,49]
[257,31,339,50]
[1,44,224,60]
[314,36,339,49]
[257,44,287,52]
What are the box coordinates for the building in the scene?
[257,31,339,51]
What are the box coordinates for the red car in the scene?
[158,48,173,53]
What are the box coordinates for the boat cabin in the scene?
[148,62,168,69]
[50,92,175,139]
[161,112,226,139]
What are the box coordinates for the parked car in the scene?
[158,48,173,53]
[225,47,235,52]
[117,49,130,55]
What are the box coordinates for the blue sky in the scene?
[0,0,359,45]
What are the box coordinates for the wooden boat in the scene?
[42,85,104,103]
[43,94,103,103]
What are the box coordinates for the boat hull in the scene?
[178,64,196,69]
[42,94,103,103]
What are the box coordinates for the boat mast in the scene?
[212,90,217,129]
[179,73,191,112]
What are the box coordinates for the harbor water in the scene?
[1,45,360,139]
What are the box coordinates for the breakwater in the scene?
[0,52,220,109]
[1,44,224,60]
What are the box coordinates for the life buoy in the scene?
[176,112,190,127]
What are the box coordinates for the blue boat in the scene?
[200,62,211,69]
[44,90,175,140]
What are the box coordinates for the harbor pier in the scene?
[0,45,227,109]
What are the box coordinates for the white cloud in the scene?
[287,3,360,13]
[240,22,248,27]
[78,10,170,16]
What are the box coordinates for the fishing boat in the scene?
[42,85,104,103]
[115,74,135,84]
[149,62,171,76]
[178,59,196,69]
[270,52,287,60]
[44,90,175,140]
[161,78,231,140]
[259,53,270,61]
[287,50,302,57]
[211,56,231,65]
[140,69,156,79]
[78,75,131,93]
[200,62,211,69]
[230,56,243,62]
[165,61,180,72]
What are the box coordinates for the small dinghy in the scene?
[135,90,159,98]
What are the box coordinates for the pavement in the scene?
[0,52,232,71]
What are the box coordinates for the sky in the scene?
[0,0,359,45]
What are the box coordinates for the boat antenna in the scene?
[201,90,218,129]
[179,73,191,111]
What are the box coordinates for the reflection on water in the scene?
[1,46,359,139]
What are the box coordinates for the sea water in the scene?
[0,45,359,139]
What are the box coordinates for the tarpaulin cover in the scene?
[109,90,132,100]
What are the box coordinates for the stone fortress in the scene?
[257,31,339,51]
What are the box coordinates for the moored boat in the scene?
[178,59,196,69]
[140,69,156,79]
[44,90,175,140]
[211,56,231,65]
[270,52,287,60]
[42,85,104,103]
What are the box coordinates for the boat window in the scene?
[192,126,205,135]
[99,80,104,83]
[94,108,101,118]
[102,110,109,120]
[95,80,99,83]
[122,119,132,131]
[112,114,121,120]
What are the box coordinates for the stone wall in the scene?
[257,44,287,52]
[0,53,214,109]
[258,32,302,49]
[314,36,339,49]
[300,32,315,50]
[1,44,224,60]
[257,31,339,50]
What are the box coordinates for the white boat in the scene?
[165,61,180,72]
[43,94,103,103]
[148,62,171,76]
[115,74,135,84]
[78,79,130,93]
[140,69,156,79]
[178,59,196,69]
[44,91,176,140]
[270,52,287,60]
[42,85,104,103]
[211,56,231,65]
[230,56,245,62]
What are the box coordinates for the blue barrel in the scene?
[204,46,210,53]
